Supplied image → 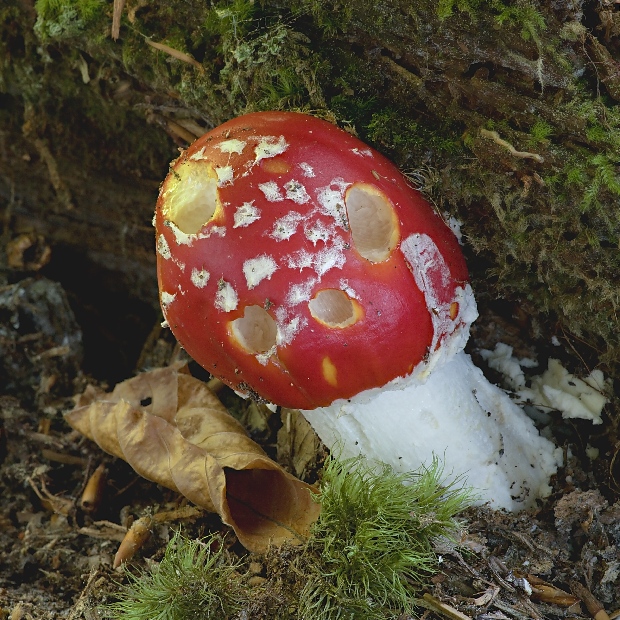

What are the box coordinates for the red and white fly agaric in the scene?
[155,112,560,510]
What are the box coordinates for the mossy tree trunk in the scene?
[1,0,619,389]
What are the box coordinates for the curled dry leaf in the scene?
[65,366,320,552]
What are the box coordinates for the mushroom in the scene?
[155,111,561,511]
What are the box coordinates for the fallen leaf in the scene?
[66,367,320,552]
[277,408,322,479]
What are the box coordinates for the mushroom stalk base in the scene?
[301,351,562,511]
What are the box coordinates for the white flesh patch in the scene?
[299,162,315,177]
[316,178,351,229]
[156,234,171,259]
[190,268,210,288]
[286,277,317,306]
[351,147,374,157]
[518,358,610,424]
[254,135,288,162]
[285,239,346,277]
[304,219,335,245]
[243,255,278,290]
[258,181,284,202]
[217,139,246,154]
[275,306,307,346]
[314,245,346,276]
[276,314,307,346]
[401,233,453,352]
[215,280,238,312]
[284,179,311,204]
[189,147,208,161]
[270,211,305,241]
[160,291,176,309]
[168,222,227,247]
[447,215,464,244]
[233,202,261,228]
[285,249,314,271]
[208,226,227,238]
[215,166,234,186]
[339,279,359,299]
[167,221,195,246]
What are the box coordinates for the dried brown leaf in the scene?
[277,408,322,479]
[66,367,320,552]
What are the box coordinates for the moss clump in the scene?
[106,456,471,620]
[108,530,245,620]
[34,0,106,40]
[298,455,471,620]
[437,0,546,42]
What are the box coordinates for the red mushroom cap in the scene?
[155,112,469,409]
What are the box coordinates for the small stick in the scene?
[80,463,107,514]
[145,39,204,72]
[421,593,472,620]
[114,515,154,568]
[480,128,545,163]
[571,581,610,620]
[41,449,87,466]
[111,0,125,40]
[114,506,204,568]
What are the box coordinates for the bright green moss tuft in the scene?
[298,455,472,620]
[527,119,553,146]
[108,531,245,620]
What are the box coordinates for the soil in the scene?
[0,271,619,620]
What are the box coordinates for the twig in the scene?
[420,593,472,620]
[145,39,204,72]
[114,506,204,567]
[571,581,611,620]
[41,449,87,466]
[111,0,125,40]
[80,463,108,513]
[480,128,544,163]
[67,567,100,620]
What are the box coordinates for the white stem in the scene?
[302,351,562,511]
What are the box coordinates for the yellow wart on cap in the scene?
[322,356,338,386]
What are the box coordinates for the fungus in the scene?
[155,112,561,511]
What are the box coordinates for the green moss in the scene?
[437,0,546,42]
[527,119,553,146]
[34,0,106,40]
[492,4,546,42]
[104,456,470,620]
[108,531,245,620]
[298,455,471,620]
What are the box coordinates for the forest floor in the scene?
[0,275,619,620]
